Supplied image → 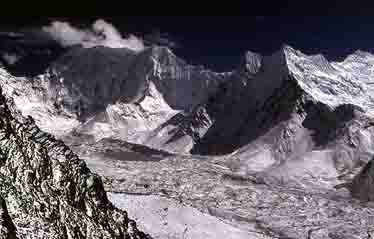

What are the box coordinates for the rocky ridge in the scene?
[0,45,227,145]
[0,84,150,238]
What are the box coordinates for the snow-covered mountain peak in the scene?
[283,45,374,112]
[0,44,228,143]
[341,49,374,63]
[150,45,374,155]
[3,43,374,155]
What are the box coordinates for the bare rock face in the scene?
[140,46,374,198]
[145,46,227,110]
[44,45,226,120]
[350,158,374,201]
[243,51,262,75]
[0,86,150,238]
[0,45,228,145]
[0,197,17,239]
[149,46,374,171]
[45,46,144,120]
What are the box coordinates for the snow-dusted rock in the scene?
[350,157,374,201]
[243,51,262,75]
[148,46,374,167]
[0,196,17,239]
[0,45,228,147]
[0,86,150,238]
[138,45,374,197]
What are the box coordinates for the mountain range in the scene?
[1,30,374,238]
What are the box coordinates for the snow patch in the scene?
[108,193,266,239]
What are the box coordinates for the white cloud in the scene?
[42,19,145,52]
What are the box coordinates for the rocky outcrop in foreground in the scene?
[0,86,150,238]
[0,196,17,239]
[350,157,374,201]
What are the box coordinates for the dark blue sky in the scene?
[110,16,374,71]
[1,16,374,72]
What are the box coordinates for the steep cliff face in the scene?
[154,46,374,156]
[143,46,374,192]
[42,45,226,118]
[350,158,374,201]
[0,45,227,145]
[142,49,289,153]
[144,46,228,110]
[0,196,17,239]
[46,46,141,118]
[0,86,150,238]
